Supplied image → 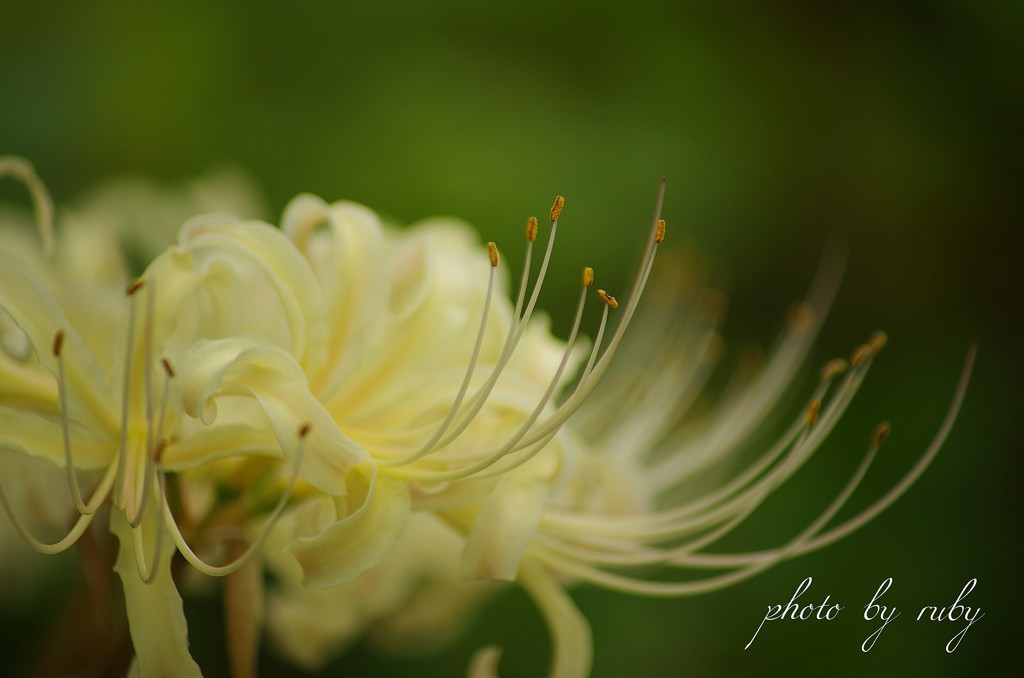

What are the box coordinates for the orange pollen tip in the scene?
[597,289,619,309]
[52,330,65,357]
[850,344,872,368]
[582,266,594,288]
[868,330,888,354]
[298,423,312,439]
[127,279,145,296]
[526,216,538,242]
[488,242,499,267]
[655,219,666,244]
[160,358,175,377]
[549,195,565,222]
[872,421,892,447]
[820,358,849,381]
[786,303,814,334]
[806,400,821,427]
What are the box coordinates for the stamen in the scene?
[161,424,309,577]
[54,330,112,516]
[0,156,55,256]
[655,219,666,244]
[820,358,848,382]
[0,455,121,554]
[850,343,872,368]
[868,330,888,354]
[786,302,814,335]
[395,275,591,481]
[526,216,538,242]
[871,421,891,447]
[549,195,565,223]
[805,400,821,427]
[429,204,561,451]
[488,241,499,268]
[131,503,166,584]
[382,248,498,467]
[597,289,618,310]
[114,285,141,509]
[582,266,594,288]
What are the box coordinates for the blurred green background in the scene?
[1,1,1020,676]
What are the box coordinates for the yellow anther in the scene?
[597,289,619,309]
[549,195,565,223]
[582,266,594,288]
[52,330,64,357]
[868,330,888,354]
[526,216,538,242]
[786,302,814,335]
[126,278,145,296]
[488,242,499,268]
[655,219,666,244]
[806,400,821,427]
[850,343,872,368]
[871,421,891,447]
[820,358,849,382]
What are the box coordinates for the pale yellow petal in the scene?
[282,195,385,400]
[0,255,116,431]
[289,471,411,589]
[519,561,592,678]
[462,476,551,582]
[180,216,328,375]
[111,504,202,677]
[169,335,368,494]
[0,407,112,469]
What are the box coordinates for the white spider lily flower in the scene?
[0,158,974,678]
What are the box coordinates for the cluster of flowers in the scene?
[0,157,972,677]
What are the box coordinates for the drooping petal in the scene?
[0,254,117,431]
[518,561,592,678]
[111,504,202,677]
[462,476,552,582]
[0,407,112,469]
[289,470,411,588]
[282,195,385,400]
[169,335,367,495]
[180,216,328,375]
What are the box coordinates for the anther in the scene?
[850,344,872,368]
[597,289,619,309]
[154,439,167,464]
[549,195,565,223]
[526,216,538,242]
[488,242,499,268]
[871,421,891,447]
[52,330,64,357]
[655,219,666,244]
[820,358,849,382]
[298,423,312,439]
[126,279,145,296]
[582,267,594,288]
[806,400,821,427]
[868,330,888,354]
[161,358,175,378]
[786,303,814,335]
